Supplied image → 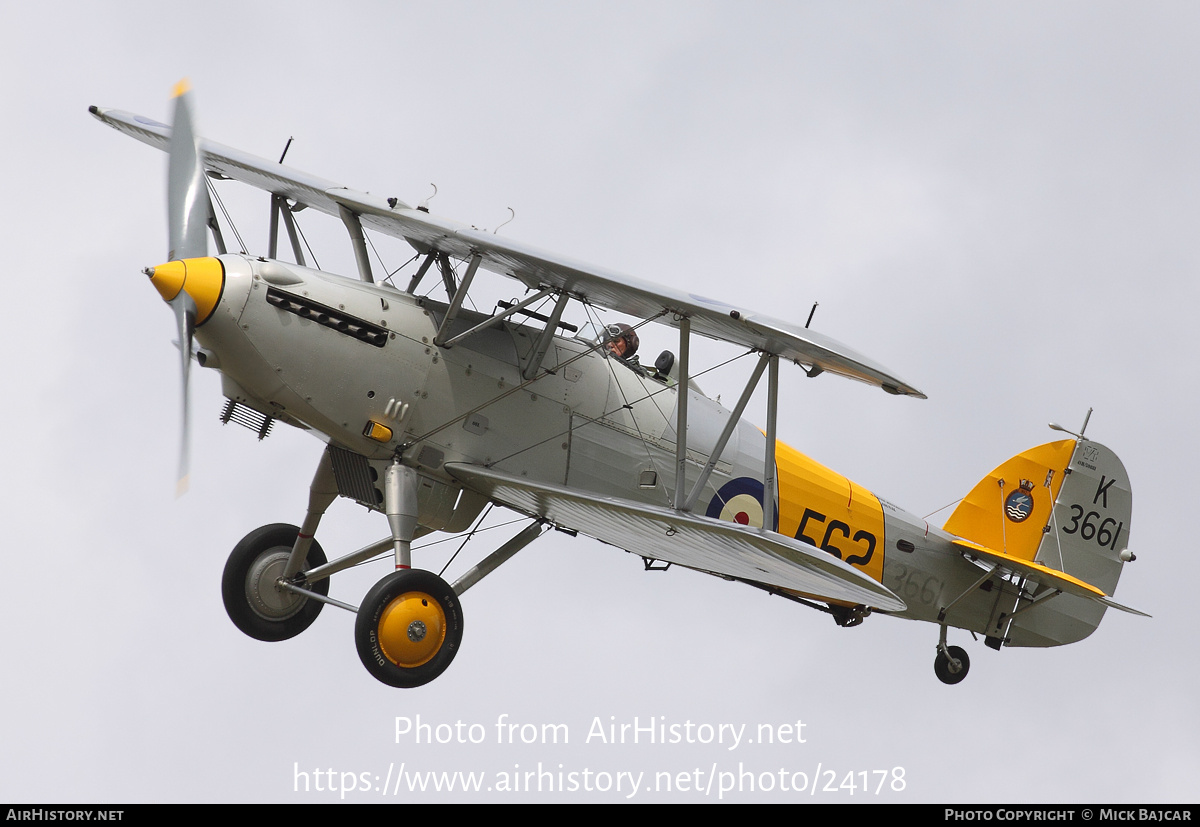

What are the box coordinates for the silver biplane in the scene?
[90,84,1144,687]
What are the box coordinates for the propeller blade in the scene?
[164,79,207,494]
[170,289,196,496]
[166,80,209,262]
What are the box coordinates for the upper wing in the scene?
[445,462,906,612]
[90,105,925,398]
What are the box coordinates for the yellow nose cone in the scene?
[146,257,225,326]
[148,260,186,302]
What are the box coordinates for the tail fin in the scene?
[945,439,1136,646]
[945,440,1077,563]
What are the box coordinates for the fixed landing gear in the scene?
[934,645,970,684]
[933,623,970,684]
[351,460,464,687]
[222,523,329,642]
[355,569,464,688]
[220,450,543,688]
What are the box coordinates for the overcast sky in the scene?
[2,1,1197,803]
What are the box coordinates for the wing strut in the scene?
[439,285,554,350]
[280,202,305,265]
[405,251,439,294]
[433,253,482,347]
[437,253,458,297]
[450,520,548,596]
[337,204,374,283]
[680,351,771,513]
[268,194,306,265]
[763,353,779,535]
[523,291,572,380]
[672,316,691,510]
[669,332,778,539]
[205,186,227,255]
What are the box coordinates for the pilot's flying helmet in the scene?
[604,323,639,358]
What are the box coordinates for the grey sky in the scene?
[2,1,1195,802]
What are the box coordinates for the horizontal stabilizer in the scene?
[446,463,906,612]
[953,539,1148,617]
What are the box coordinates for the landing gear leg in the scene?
[934,625,970,685]
[385,458,420,570]
[356,458,464,688]
[284,448,339,580]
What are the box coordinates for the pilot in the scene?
[604,323,640,361]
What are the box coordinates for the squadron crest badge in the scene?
[1004,479,1036,523]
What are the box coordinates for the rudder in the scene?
[1008,439,1133,645]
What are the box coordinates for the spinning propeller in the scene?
[143,81,222,495]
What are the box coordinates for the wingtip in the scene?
[1100,596,1150,617]
[172,78,191,98]
[882,383,927,400]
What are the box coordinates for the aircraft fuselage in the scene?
[196,254,1062,646]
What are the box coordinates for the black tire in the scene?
[355,569,463,688]
[934,645,970,685]
[222,523,329,642]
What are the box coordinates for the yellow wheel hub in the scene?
[376,591,447,668]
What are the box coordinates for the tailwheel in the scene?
[934,644,970,685]
[355,569,463,688]
[222,523,329,642]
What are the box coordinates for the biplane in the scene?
[89,84,1144,687]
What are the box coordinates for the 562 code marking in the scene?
[796,508,877,567]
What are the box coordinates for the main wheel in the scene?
[355,569,463,688]
[934,645,970,685]
[222,523,329,642]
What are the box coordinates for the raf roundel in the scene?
[706,477,776,530]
